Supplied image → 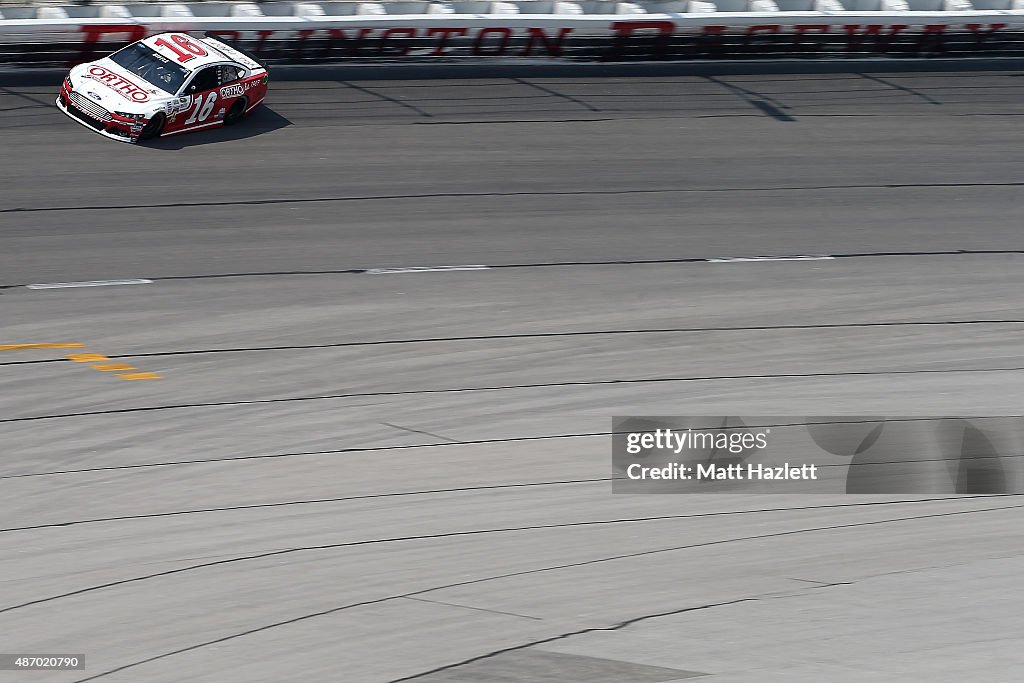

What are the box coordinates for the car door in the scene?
[166,65,223,134]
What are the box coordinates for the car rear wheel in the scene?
[224,98,246,126]
[138,113,165,141]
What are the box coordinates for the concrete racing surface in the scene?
[1,67,1022,682]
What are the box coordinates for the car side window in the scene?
[219,65,243,85]
[187,67,220,93]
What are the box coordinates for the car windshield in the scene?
[109,43,189,94]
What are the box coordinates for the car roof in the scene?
[141,32,235,70]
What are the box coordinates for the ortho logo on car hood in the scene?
[79,64,162,104]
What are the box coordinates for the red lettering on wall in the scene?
[253,29,275,56]
[792,24,829,51]
[607,21,674,60]
[380,28,417,56]
[294,28,316,58]
[843,24,906,53]
[610,21,676,39]
[318,28,347,59]
[521,27,573,56]
[745,24,780,50]
[965,22,1006,47]
[426,28,468,55]
[917,24,946,53]
[473,27,512,56]
[693,25,726,57]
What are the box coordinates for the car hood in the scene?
[69,60,175,114]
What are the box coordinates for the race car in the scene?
[57,32,269,143]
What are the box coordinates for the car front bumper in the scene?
[56,90,144,144]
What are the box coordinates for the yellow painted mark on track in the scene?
[3,343,162,381]
[0,343,85,351]
[66,353,110,362]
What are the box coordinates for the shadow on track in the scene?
[141,106,292,149]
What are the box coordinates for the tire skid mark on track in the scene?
[5,181,1024,215]
[65,502,1024,683]
[2,366,1022,426]
[389,596,766,683]
[3,416,1020,480]
[401,595,544,621]
[0,478,612,533]
[2,476,1011,535]
[7,497,1017,617]
[0,432,608,479]
[1,320,1021,367]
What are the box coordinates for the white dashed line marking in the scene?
[706,255,835,263]
[366,265,491,275]
[26,279,154,290]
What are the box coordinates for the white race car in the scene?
[57,32,269,143]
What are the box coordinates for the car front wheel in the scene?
[137,112,165,141]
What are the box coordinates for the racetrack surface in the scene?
[0,67,1022,682]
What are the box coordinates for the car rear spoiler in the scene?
[203,32,268,70]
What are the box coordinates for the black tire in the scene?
[137,112,165,141]
[224,98,246,126]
